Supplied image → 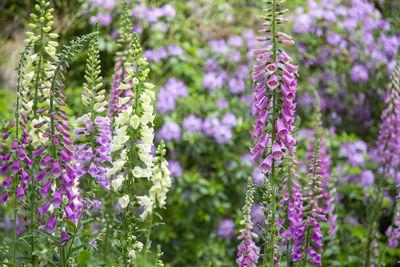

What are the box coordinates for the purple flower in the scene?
[350,64,368,83]
[45,215,56,233]
[217,218,235,239]
[38,201,51,217]
[228,78,246,94]
[202,72,223,92]
[213,125,232,144]
[252,169,264,186]
[228,35,243,48]
[182,115,202,133]
[16,186,25,200]
[156,122,181,141]
[221,113,237,128]
[202,117,220,136]
[61,231,69,245]
[168,160,183,178]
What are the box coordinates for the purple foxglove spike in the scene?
[267,75,279,90]
[35,170,46,182]
[9,121,15,127]
[39,155,51,169]
[63,136,73,146]
[43,131,50,138]
[22,129,29,137]
[39,181,52,198]
[52,190,62,208]
[37,108,46,114]
[249,150,262,166]
[52,161,62,178]
[1,192,9,205]
[0,163,9,174]
[271,143,283,160]
[21,169,30,182]
[16,186,25,200]
[18,146,26,160]
[45,215,56,233]
[88,163,99,177]
[52,114,59,120]
[62,123,71,131]
[11,140,19,151]
[33,147,46,158]
[61,231,69,246]
[11,160,20,173]
[2,176,12,189]
[64,205,74,219]
[52,136,60,146]
[2,132,10,140]
[38,201,50,217]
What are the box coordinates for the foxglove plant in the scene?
[237,177,260,267]
[107,2,135,118]
[107,29,168,264]
[0,41,33,266]
[250,0,298,263]
[367,59,400,265]
[73,28,111,191]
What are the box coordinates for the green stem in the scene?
[365,171,385,267]
[302,227,310,267]
[12,188,18,266]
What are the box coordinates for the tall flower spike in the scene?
[139,141,172,220]
[237,177,260,267]
[301,139,327,266]
[380,60,400,250]
[376,60,400,178]
[32,32,97,251]
[0,41,33,266]
[107,1,134,118]
[73,28,112,190]
[366,59,400,266]
[250,0,298,264]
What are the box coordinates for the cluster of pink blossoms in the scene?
[250,33,298,172]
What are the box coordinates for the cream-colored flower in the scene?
[130,114,140,129]
[119,195,130,208]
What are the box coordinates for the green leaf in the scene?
[78,250,92,265]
